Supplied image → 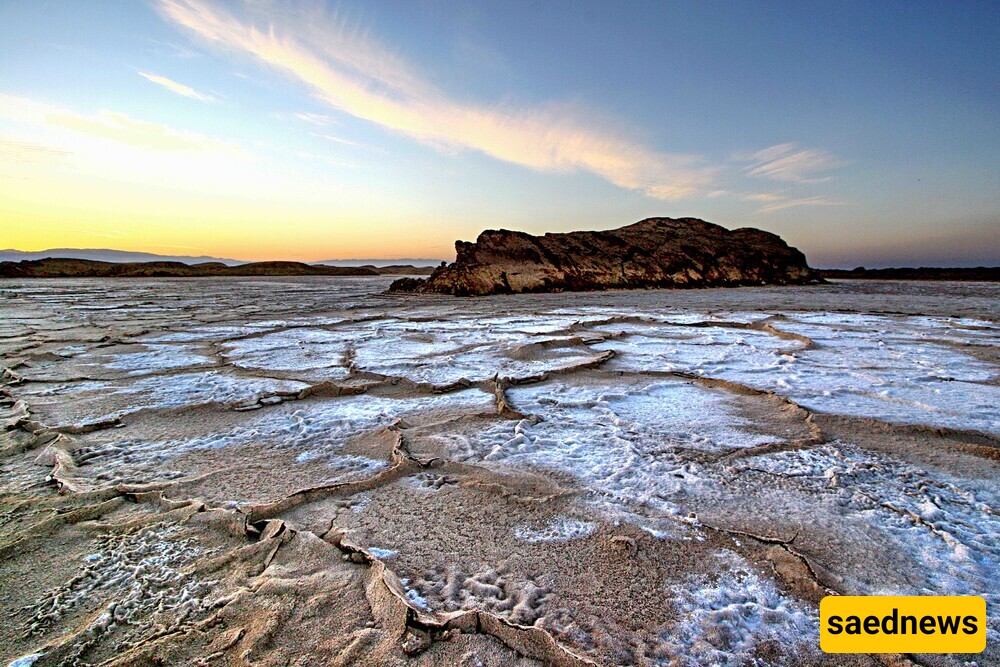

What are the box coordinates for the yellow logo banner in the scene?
[820,596,986,653]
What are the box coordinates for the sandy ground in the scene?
[0,277,997,666]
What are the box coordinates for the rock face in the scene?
[390,217,820,296]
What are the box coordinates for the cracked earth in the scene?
[0,277,997,666]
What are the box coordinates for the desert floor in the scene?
[1,277,997,666]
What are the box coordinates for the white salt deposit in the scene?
[461,380,776,520]
[104,344,215,375]
[220,328,353,379]
[748,315,1000,434]
[746,443,1000,635]
[6,655,44,667]
[142,324,276,342]
[25,524,210,639]
[514,517,596,543]
[399,578,432,610]
[16,372,310,428]
[350,318,606,384]
[368,547,397,559]
[81,389,495,476]
[663,550,818,666]
[585,313,999,435]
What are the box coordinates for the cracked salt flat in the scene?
[592,327,796,379]
[467,315,607,334]
[351,320,607,384]
[359,343,607,385]
[547,308,771,326]
[18,372,310,426]
[9,343,216,382]
[758,316,1000,434]
[663,550,819,667]
[142,324,276,343]
[584,313,999,435]
[747,442,1000,643]
[80,389,496,476]
[104,344,216,375]
[220,328,354,379]
[461,380,777,522]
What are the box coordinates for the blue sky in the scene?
[1,0,997,266]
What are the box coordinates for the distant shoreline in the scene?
[0,258,435,279]
[3,257,996,282]
[818,267,999,281]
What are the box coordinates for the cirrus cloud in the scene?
[737,142,847,184]
[155,0,715,200]
[138,71,218,102]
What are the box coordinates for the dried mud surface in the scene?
[1,277,997,667]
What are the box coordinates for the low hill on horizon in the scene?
[0,248,246,266]
[0,248,448,268]
[819,266,999,281]
[0,258,381,278]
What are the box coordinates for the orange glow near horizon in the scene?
[2,209,460,262]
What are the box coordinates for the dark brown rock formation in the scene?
[390,217,821,296]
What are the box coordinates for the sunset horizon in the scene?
[2,1,997,268]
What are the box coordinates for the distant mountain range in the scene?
[0,249,445,268]
[0,248,246,266]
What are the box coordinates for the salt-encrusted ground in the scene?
[0,277,997,666]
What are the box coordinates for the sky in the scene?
[0,0,997,267]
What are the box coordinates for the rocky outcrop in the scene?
[390,217,820,296]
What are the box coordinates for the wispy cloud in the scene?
[0,94,243,156]
[755,195,845,214]
[147,39,203,60]
[50,108,237,153]
[138,71,217,102]
[742,192,785,203]
[312,132,361,147]
[312,132,388,154]
[738,143,846,184]
[155,0,715,199]
[293,112,338,126]
[0,138,72,165]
